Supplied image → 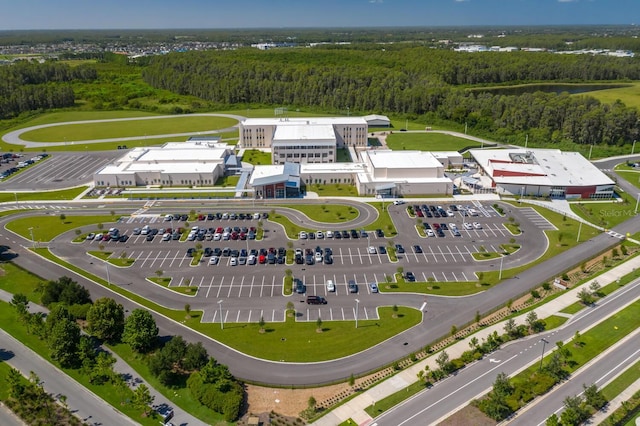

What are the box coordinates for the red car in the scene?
[259,255,266,264]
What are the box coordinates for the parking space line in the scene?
[178,254,188,268]
[441,271,447,281]
[270,276,275,297]
[432,271,438,281]
[461,271,469,281]
[437,246,448,263]
[348,247,354,265]
[271,309,276,323]
[329,308,333,321]
[421,271,428,282]
[451,271,459,281]
[341,307,345,321]
[216,277,224,299]
[363,307,369,320]
[248,276,255,298]
[148,251,162,269]
[205,276,215,298]
[168,250,180,268]
[139,251,152,268]
[223,310,229,324]
[227,276,234,298]
[456,246,467,260]
[235,310,241,322]
[260,276,265,298]
[428,246,438,262]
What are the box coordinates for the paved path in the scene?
[591,377,640,425]
[0,403,26,426]
[312,254,640,426]
[1,113,246,148]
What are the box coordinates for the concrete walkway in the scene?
[591,378,640,425]
[312,254,640,426]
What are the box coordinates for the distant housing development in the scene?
[469,148,615,199]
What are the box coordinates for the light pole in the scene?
[588,144,594,160]
[14,192,17,204]
[633,139,637,155]
[538,338,549,371]
[28,227,35,249]
[355,299,360,329]
[105,262,110,286]
[499,255,504,280]
[635,193,640,214]
[218,300,224,330]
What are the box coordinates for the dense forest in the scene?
[142,47,640,146]
[0,61,96,119]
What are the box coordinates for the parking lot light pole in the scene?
[539,338,549,371]
[218,300,224,330]
[28,227,35,249]
[635,193,640,214]
[105,262,110,286]
[355,299,360,329]
[577,221,583,242]
[499,255,504,281]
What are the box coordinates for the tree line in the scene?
[9,276,244,422]
[141,47,640,146]
[0,60,96,119]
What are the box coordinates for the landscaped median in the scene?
[147,276,198,296]
[6,214,117,242]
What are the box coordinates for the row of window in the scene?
[279,152,330,158]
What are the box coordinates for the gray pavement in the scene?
[0,403,26,426]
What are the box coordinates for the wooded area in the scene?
[142,47,640,146]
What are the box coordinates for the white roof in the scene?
[273,124,336,142]
[364,114,390,123]
[242,116,367,126]
[364,150,443,170]
[470,148,614,187]
[249,165,285,185]
[301,162,366,174]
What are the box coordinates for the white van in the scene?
[326,230,334,238]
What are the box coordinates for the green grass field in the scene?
[273,204,359,224]
[0,186,88,203]
[385,132,483,152]
[241,149,271,165]
[584,81,640,109]
[19,115,237,142]
[6,215,116,242]
[570,193,636,229]
[306,183,359,197]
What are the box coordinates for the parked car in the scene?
[405,271,416,282]
[294,278,306,294]
[326,280,336,292]
[348,280,358,293]
[369,282,379,293]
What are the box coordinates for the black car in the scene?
[203,247,213,257]
[440,223,448,230]
[213,248,222,256]
[118,234,129,242]
[207,213,214,220]
[186,248,195,257]
[423,222,431,229]
[348,280,358,293]
[379,246,387,255]
[342,230,350,239]
[262,212,269,219]
[295,255,304,264]
[305,254,314,265]
[413,245,423,254]
[324,255,333,264]
[146,234,154,241]
[334,232,342,240]
[294,279,306,294]
[350,229,359,239]
[376,229,384,238]
[395,244,405,254]
[405,271,416,282]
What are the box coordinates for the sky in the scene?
[0,0,637,30]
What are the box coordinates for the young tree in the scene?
[182,342,208,371]
[316,317,323,331]
[59,213,66,223]
[504,318,517,338]
[86,297,125,343]
[307,395,317,411]
[475,310,481,326]
[348,373,355,387]
[577,288,595,305]
[122,309,158,353]
[436,350,450,373]
[526,310,539,332]
[583,383,607,410]
[48,317,81,368]
[258,316,265,332]
[10,293,29,322]
[589,280,601,295]
[450,324,458,338]
[469,337,479,351]
[184,303,191,319]
[132,383,154,415]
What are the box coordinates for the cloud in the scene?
[369,0,383,3]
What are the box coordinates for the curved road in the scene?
[1,113,246,148]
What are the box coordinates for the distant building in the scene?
[238,117,368,164]
[469,148,614,199]
[93,138,237,188]
[363,114,391,127]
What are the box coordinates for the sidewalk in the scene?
[591,378,640,425]
[0,289,207,426]
[312,254,640,426]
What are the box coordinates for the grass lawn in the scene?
[560,302,586,315]
[274,204,359,224]
[570,193,635,229]
[504,222,522,235]
[542,315,568,330]
[366,202,398,237]
[365,380,427,417]
[500,244,521,255]
[6,215,116,242]
[87,251,134,267]
[242,149,271,165]
[601,359,640,401]
[336,148,353,162]
[385,132,482,152]
[585,81,640,109]
[0,186,89,203]
[0,262,45,304]
[19,116,237,142]
[614,169,640,190]
[0,300,161,426]
[380,279,482,296]
[306,184,359,197]
[117,191,238,199]
[147,276,198,296]
[472,252,502,261]
[214,175,240,187]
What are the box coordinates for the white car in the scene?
[299,231,308,239]
[213,233,221,241]
[162,232,171,241]
[229,257,238,266]
[326,280,336,292]
[86,233,95,240]
[446,210,455,217]
[473,222,482,229]
[426,229,435,237]
[316,231,324,239]
[247,254,256,265]
[464,222,473,230]
[368,246,377,254]
[315,252,323,263]
[393,200,405,205]
[326,230,334,238]
[253,212,261,220]
[449,223,457,230]
[208,256,219,265]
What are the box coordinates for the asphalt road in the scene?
[0,329,136,426]
[511,330,640,425]
[371,278,640,426]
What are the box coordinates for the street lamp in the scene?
[577,221,583,242]
[218,300,224,330]
[105,262,110,286]
[635,192,640,214]
[538,338,549,371]
[632,139,637,155]
[355,299,360,329]
[28,227,35,249]
[499,255,504,281]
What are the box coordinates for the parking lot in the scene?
[57,201,547,324]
